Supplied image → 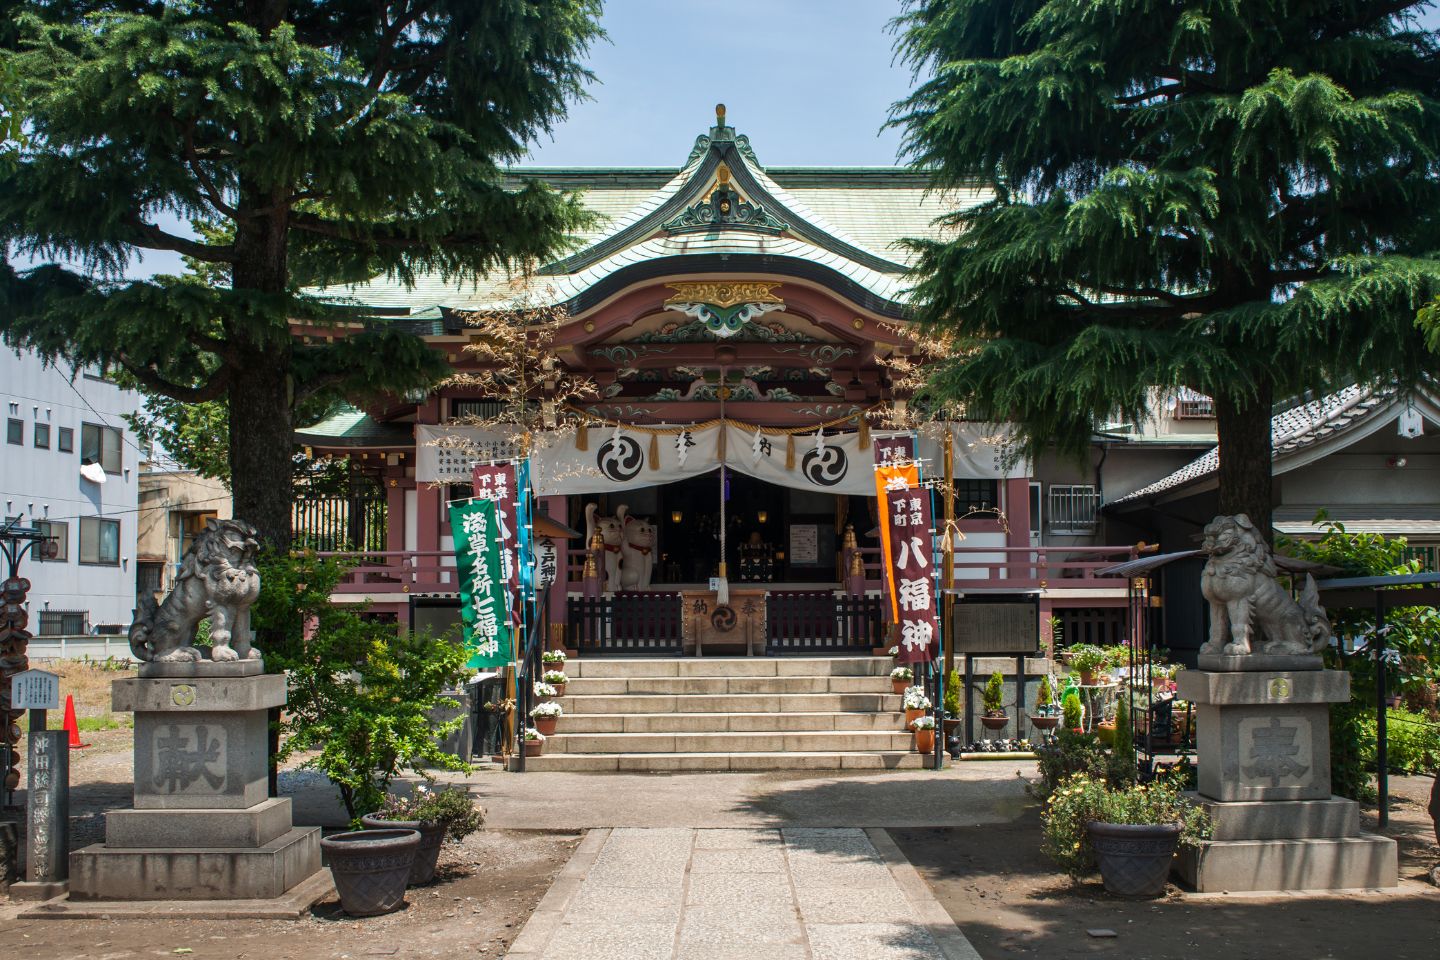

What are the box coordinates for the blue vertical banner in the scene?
[515,458,535,601]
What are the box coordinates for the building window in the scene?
[1174,388,1215,420]
[57,426,74,453]
[38,610,89,636]
[953,479,1000,511]
[79,516,121,565]
[1047,484,1102,534]
[138,561,164,598]
[33,520,68,562]
[81,422,123,474]
[34,422,50,449]
[6,418,22,445]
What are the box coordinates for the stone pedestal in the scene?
[69,664,323,902]
[1174,666,1397,892]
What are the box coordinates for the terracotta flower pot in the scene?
[360,814,447,885]
[892,679,910,695]
[321,829,419,916]
[1086,821,1181,898]
[1079,670,1097,686]
[551,683,567,698]
[524,738,544,757]
[904,707,925,729]
[1095,720,1117,746]
[914,728,935,753]
[533,716,558,737]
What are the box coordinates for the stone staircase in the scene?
[526,656,925,772]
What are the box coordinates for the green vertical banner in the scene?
[449,498,513,669]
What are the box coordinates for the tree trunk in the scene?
[228,191,294,550]
[1214,379,1275,540]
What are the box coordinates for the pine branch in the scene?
[115,352,231,403]
[121,214,236,263]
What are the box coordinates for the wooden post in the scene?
[942,429,956,681]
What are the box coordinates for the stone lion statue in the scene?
[129,518,262,663]
[1199,514,1332,657]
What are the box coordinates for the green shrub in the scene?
[1035,674,1055,712]
[943,669,961,716]
[1381,707,1440,774]
[1061,691,1083,730]
[1110,696,1136,784]
[982,671,1005,714]
[376,785,485,841]
[1032,728,1110,798]
[1068,645,1107,676]
[261,549,474,825]
[1041,772,1210,878]
[1330,700,1375,803]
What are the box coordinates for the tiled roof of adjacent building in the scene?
[295,404,412,447]
[1109,384,1388,505]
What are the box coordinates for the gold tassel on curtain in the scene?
[785,435,796,470]
[575,425,588,451]
[648,432,660,469]
[857,415,870,448]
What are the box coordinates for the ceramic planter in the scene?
[904,707,925,729]
[321,828,419,916]
[550,683,567,697]
[891,679,910,695]
[1029,714,1060,731]
[524,738,544,757]
[942,716,962,736]
[980,713,1009,731]
[1086,821,1181,898]
[533,716,558,737]
[913,728,935,753]
[360,815,447,885]
[1079,670,1098,686]
[1095,720,1117,746]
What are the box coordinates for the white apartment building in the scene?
[2,346,142,633]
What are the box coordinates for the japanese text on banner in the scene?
[449,498,513,669]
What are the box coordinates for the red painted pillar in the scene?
[1004,477,1032,581]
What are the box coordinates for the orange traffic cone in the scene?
[63,694,89,749]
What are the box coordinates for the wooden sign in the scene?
[952,599,1039,654]
[12,669,59,710]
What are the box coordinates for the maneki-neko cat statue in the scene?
[617,505,656,590]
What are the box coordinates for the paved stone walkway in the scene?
[508,827,980,960]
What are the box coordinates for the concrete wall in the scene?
[1,348,142,629]
[136,467,234,594]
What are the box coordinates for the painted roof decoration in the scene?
[306,105,984,322]
[1110,383,1439,505]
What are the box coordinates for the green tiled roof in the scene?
[307,119,988,319]
[296,405,412,448]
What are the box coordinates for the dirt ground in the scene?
[892,774,1440,960]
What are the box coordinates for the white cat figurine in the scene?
[585,502,624,593]
[616,505,656,590]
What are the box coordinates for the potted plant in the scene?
[361,785,486,885]
[910,714,937,753]
[981,671,1008,731]
[321,828,420,915]
[888,645,900,659]
[1030,675,1060,731]
[529,700,563,737]
[1062,691,1084,732]
[533,681,558,702]
[541,669,569,697]
[1041,771,1210,898]
[541,649,567,667]
[902,685,931,729]
[523,727,546,757]
[942,669,963,736]
[890,666,913,695]
[1069,645,1108,685]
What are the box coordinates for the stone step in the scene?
[564,656,891,679]
[560,692,901,715]
[555,711,904,734]
[522,750,929,772]
[544,730,915,754]
[561,675,889,696]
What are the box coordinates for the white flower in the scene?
[533,682,557,698]
[530,701,563,719]
[902,685,932,710]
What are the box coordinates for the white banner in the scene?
[415,421,1026,494]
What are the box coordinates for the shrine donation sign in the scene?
[449,498,513,669]
[873,436,938,664]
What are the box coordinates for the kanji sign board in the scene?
[12,669,59,710]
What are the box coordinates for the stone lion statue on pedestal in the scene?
[1199,514,1332,658]
[129,518,262,663]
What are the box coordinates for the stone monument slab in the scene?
[113,673,286,713]
[1195,795,1360,841]
[1196,653,1324,672]
[138,660,266,679]
[105,798,294,849]
[132,708,269,810]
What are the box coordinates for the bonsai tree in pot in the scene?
[910,714,937,754]
[1069,645,1108,686]
[541,669,569,697]
[942,668,963,736]
[361,785,485,885]
[530,700,563,737]
[890,666,913,695]
[1042,770,1210,898]
[523,727,546,757]
[902,684,932,730]
[980,671,1008,731]
[1030,675,1060,731]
